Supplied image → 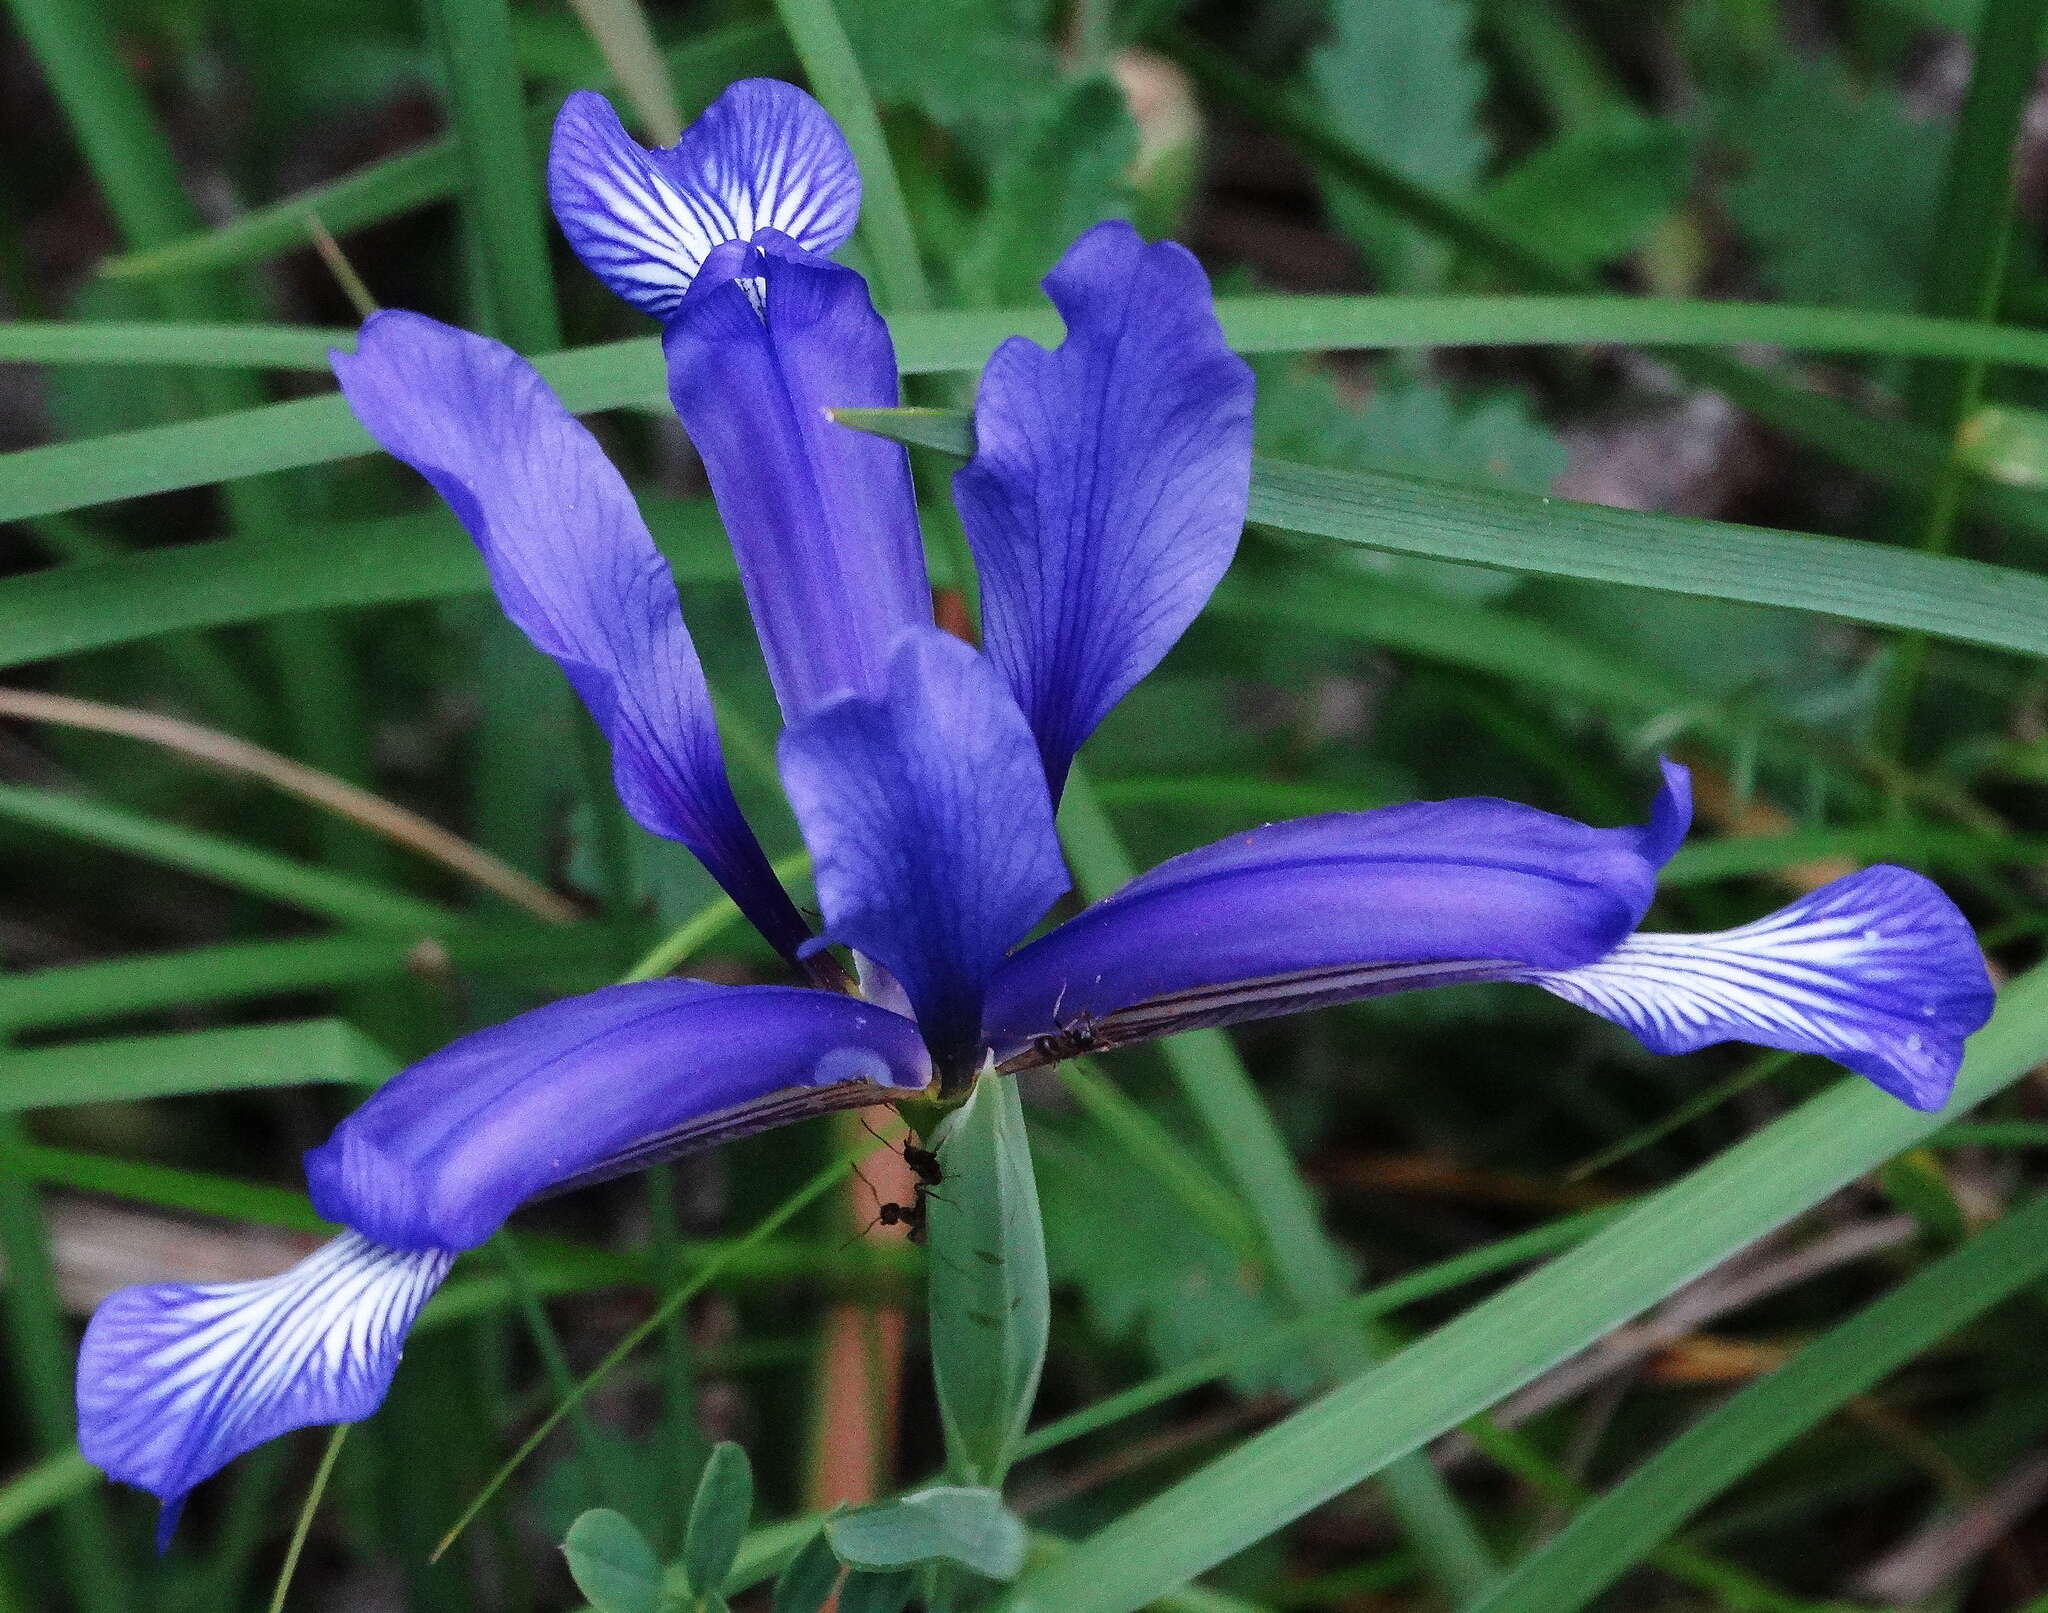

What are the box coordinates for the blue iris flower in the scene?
[75,78,1994,1541]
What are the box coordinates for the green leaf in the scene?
[680,1442,754,1604]
[839,0,1055,150]
[29,294,2048,526]
[1464,1188,2048,1613]
[0,321,354,370]
[989,964,2048,1613]
[562,1509,662,1613]
[770,1530,843,1613]
[961,75,1135,306]
[1716,57,1942,310]
[1481,109,1689,269]
[1310,0,1490,288]
[0,1019,395,1112]
[837,408,2048,664]
[926,1076,1049,1488]
[825,1487,1029,1581]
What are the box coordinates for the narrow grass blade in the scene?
[0,322,356,369]
[0,1018,397,1112]
[1464,1187,2048,1613]
[0,784,462,935]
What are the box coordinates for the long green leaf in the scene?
[843,409,2048,662]
[29,292,2048,521]
[0,1018,395,1112]
[0,785,461,934]
[0,322,356,368]
[991,963,2048,1613]
[1463,1187,2048,1613]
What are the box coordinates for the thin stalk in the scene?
[1054,772,1499,1600]
[1877,0,2048,754]
[767,0,931,314]
[265,1427,348,1613]
[491,1238,618,1510]
[0,1111,130,1611]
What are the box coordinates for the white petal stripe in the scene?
[1524,865,1991,1109]
[77,1233,451,1525]
[548,82,861,321]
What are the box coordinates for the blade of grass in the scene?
[0,1019,397,1112]
[0,321,356,368]
[37,293,2048,522]
[0,1111,128,1611]
[264,1426,347,1613]
[564,0,680,142]
[1879,0,2048,753]
[990,962,2048,1613]
[1463,1186,2048,1613]
[4,923,618,1034]
[842,408,2048,665]
[0,784,462,935]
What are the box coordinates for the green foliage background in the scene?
[8,0,2048,1609]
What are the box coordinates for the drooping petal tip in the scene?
[76,1234,452,1544]
[548,80,861,320]
[1530,863,1993,1110]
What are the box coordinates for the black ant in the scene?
[856,1120,945,1244]
[1030,1008,1107,1066]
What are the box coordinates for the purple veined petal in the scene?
[953,220,1255,801]
[77,1232,452,1544]
[780,627,1070,1086]
[548,81,861,320]
[332,310,816,968]
[665,236,930,720]
[306,978,931,1253]
[1523,864,1994,1111]
[982,766,1692,1062]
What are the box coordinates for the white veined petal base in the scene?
[76,1231,452,1540]
[1525,865,1993,1109]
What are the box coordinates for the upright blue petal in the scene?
[1525,865,1993,1110]
[332,311,815,966]
[306,979,932,1252]
[780,628,1069,1086]
[77,1233,451,1543]
[548,81,861,319]
[984,772,1682,1059]
[982,764,1991,1105]
[953,220,1255,800]
[664,236,930,720]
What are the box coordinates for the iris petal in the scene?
[781,628,1068,1084]
[548,80,861,319]
[664,238,930,720]
[984,777,1681,1061]
[954,220,1255,799]
[77,1233,451,1541]
[333,311,812,964]
[307,979,931,1253]
[1525,864,1993,1110]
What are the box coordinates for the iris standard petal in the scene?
[305,979,931,1253]
[953,220,1255,800]
[664,236,929,720]
[77,1232,451,1542]
[1525,864,1993,1110]
[548,80,861,320]
[333,311,813,964]
[982,772,1690,1061]
[780,627,1069,1085]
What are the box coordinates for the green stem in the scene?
[0,1111,130,1611]
[1876,0,2048,756]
